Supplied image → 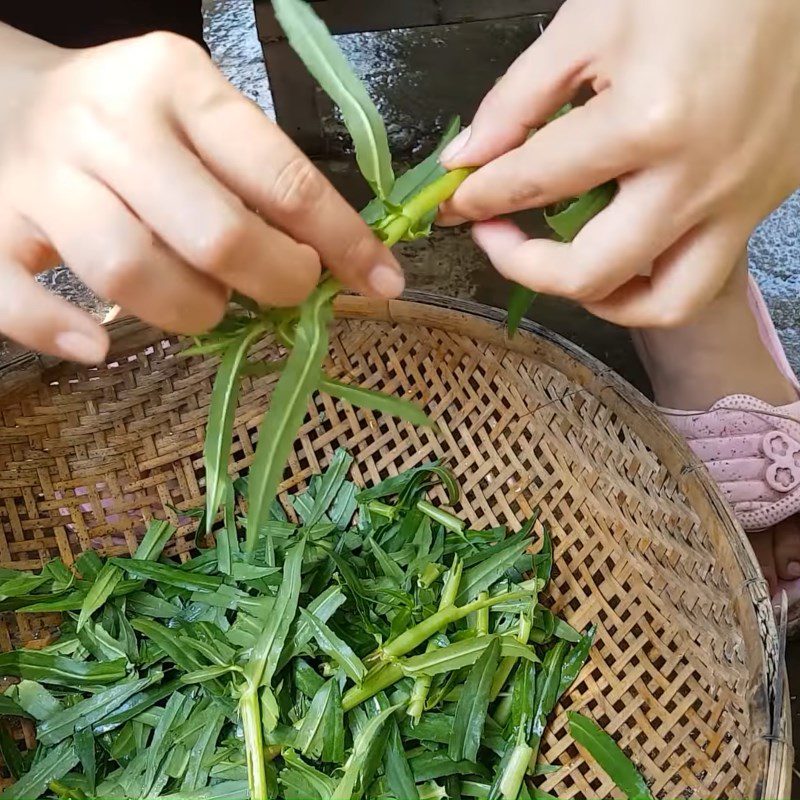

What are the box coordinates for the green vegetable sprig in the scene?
[0,453,615,800]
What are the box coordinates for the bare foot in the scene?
[632,256,800,602]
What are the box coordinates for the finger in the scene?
[445,94,652,221]
[83,127,324,308]
[584,218,748,327]
[0,257,108,363]
[440,2,594,169]
[173,72,405,299]
[25,170,228,335]
[471,174,687,304]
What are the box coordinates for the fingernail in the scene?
[788,561,800,579]
[368,264,405,298]
[55,331,108,364]
[440,127,472,165]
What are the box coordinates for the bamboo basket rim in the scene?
[0,290,792,797]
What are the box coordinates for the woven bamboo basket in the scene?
[0,292,792,798]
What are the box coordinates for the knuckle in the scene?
[629,97,685,152]
[507,180,545,212]
[270,157,326,217]
[652,298,694,328]
[561,270,601,302]
[195,213,250,274]
[96,250,144,300]
[135,31,203,66]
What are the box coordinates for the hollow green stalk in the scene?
[476,591,490,636]
[490,606,533,702]
[378,589,530,662]
[341,662,404,712]
[407,557,463,722]
[240,683,268,800]
[378,168,474,247]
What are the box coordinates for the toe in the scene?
[772,516,800,581]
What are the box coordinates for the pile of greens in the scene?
[0,453,651,800]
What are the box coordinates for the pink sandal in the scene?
[660,276,800,631]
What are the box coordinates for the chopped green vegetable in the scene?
[567,711,654,800]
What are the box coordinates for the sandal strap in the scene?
[661,395,800,530]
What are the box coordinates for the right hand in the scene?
[0,28,404,363]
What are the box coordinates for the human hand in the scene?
[0,26,403,363]
[439,0,800,327]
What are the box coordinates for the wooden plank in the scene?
[261,39,325,153]
[255,0,562,37]
[255,0,438,39]
[440,0,563,23]
[256,0,561,156]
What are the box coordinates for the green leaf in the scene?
[304,448,353,528]
[409,751,489,782]
[5,681,61,720]
[355,460,443,502]
[181,708,225,791]
[455,533,530,605]
[558,624,597,698]
[294,679,342,761]
[362,116,461,225]
[130,619,210,678]
[0,721,24,780]
[75,550,103,580]
[80,621,122,664]
[376,694,419,800]
[331,704,397,800]
[73,727,96,793]
[567,711,653,799]
[449,638,500,762]
[528,640,568,764]
[403,635,538,678]
[159,782,251,800]
[37,673,157,746]
[0,573,51,599]
[217,476,238,576]
[506,283,536,338]
[127,591,182,619]
[544,182,616,242]
[93,677,184,735]
[0,694,31,718]
[181,664,240,684]
[76,562,123,632]
[245,540,305,688]
[279,586,346,668]
[533,530,553,588]
[281,750,336,799]
[204,323,265,535]
[0,651,126,688]
[144,692,193,797]
[273,0,394,199]
[298,608,367,684]
[0,740,78,800]
[134,519,177,561]
[246,281,338,551]
[110,558,223,592]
